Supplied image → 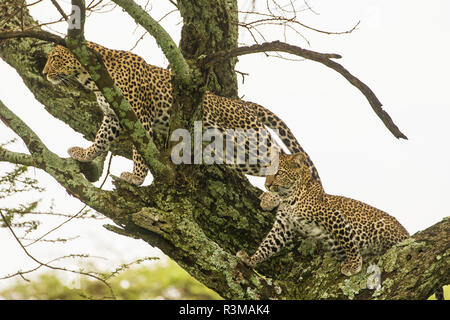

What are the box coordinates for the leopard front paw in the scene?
[68,146,93,162]
[120,172,145,186]
[236,250,256,267]
[341,257,363,276]
[259,192,281,211]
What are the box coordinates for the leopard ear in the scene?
[291,152,306,167]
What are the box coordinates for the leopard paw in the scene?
[120,172,145,186]
[259,192,281,211]
[236,250,255,267]
[341,257,363,276]
[68,146,93,162]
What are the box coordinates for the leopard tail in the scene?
[256,105,322,185]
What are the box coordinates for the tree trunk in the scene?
[0,0,448,299]
[178,0,239,98]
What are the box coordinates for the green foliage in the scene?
[0,260,222,300]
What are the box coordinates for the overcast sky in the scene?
[0,0,449,286]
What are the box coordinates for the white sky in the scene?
[0,0,449,287]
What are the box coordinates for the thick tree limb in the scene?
[0,99,51,159]
[203,41,408,140]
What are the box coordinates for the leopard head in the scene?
[264,152,311,196]
[42,45,83,85]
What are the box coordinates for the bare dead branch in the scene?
[0,29,65,45]
[49,0,69,21]
[203,41,407,140]
[129,30,147,51]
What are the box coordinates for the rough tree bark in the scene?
[0,0,448,299]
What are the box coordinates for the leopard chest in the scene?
[280,201,331,242]
[296,216,330,242]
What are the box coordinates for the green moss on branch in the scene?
[111,0,192,85]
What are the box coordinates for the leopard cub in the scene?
[237,152,409,276]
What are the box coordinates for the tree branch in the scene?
[0,1,174,180]
[0,209,116,298]
[0,29,65,45]
[0,2,133,162]
[0,98,103,182]
[49,0,69,22]
[133,207,449,299]
[0,99,50,159]
[65,0,174,181]
[203,40,342,62]
[2,0,446,301]
[0,146,36,167]
[110,0,193,85]
[131,206,286,299]
[203,41,408,140]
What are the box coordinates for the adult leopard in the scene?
[43,41,320,186]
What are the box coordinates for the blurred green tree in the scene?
[0,260,221,300]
